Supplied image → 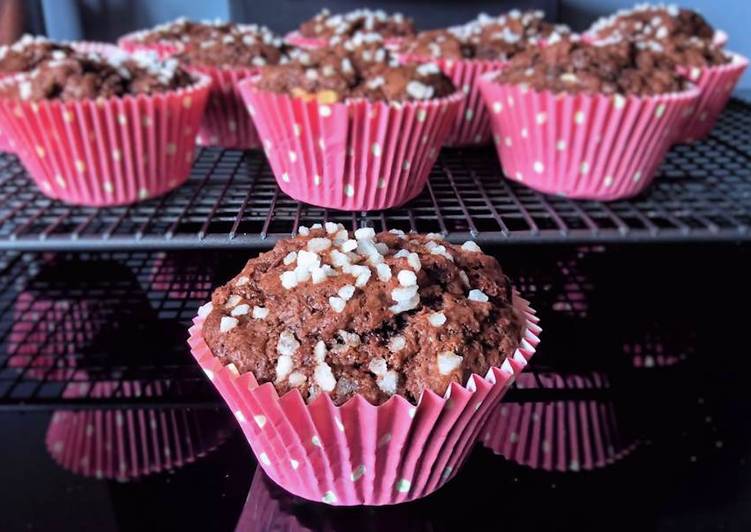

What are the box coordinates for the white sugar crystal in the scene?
[288,371,307,387]
[333,228,348,242]
[355,269,372,287]
[225,294,242,308]
[388,335,406,353]
[252,306,269,319]
[275,354,293,381]
[330,249,351,267]
[298,226,310,236]
[197,302,213,318]
[325,222,339,234]
[461,241,481,253]
[430,245,454,261]
[231,304,250,317]
[235,276,250,286]
[314,363,337,392]
[338,330,361,346]
[407,253,422,271]
[341,239,358,252]
[329,296,346,313]
[406,80,434,100]
[280,271,298,289]
[298,250,322,271]
[311,223,323,230]
[429,312,447,327]
[459,271,471,288]
[307,237,332,253]
[394,249,410,259]
[311,267,328,284]
[357,238,381,258]
[389,295,420,314]
[369,358,387,376]
[437,351,463,375]
[468,289,489,302]
[392,285,418,302]
[389,229,406,236]
[283,251,297,265]
[355,227,376,240]
[277,331,300,357]
[219,316,238,333]
[426,233,444,240]
[338,284,355,301]
[397,270,417,287]
[377,370,398,395]
[375,242,389,254]
[314,341,327,363]
[416,62,440,76]
[294,264,311,283]
[376,263,392,282]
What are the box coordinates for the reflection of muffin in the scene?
[479,38,700,200]
[46,380,234,480]
[190,226,540,505]
[0,47,209,205]
[481,372,639,471]
[239,46,461,210]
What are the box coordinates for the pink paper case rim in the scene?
[480,372,640,471]
[188,292,541,506]
[478,71,701,201]
[237,76,464,211]
[399,54,506,147]
[0,72,211,206]
[187,64,261,149]
[117,30,184,58]
[45,380,233,480]
[674,51,748,143]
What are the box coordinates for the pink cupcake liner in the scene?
[481,372,639,471]
[148,252,214,300]
[238,78,463,211]
[400,55,506,146]
[478,73,700,200]
[188,293,540,506]
[117,31,184,58]
[0,73,210,206]
[45,380,234,480]
[187,65,261,149]
[675,52,748,143]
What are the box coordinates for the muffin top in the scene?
[0,49,195,102]
[200,225,524,406]
[256,41,454,103]
[130,17,233,45]
[0,35,75,74]
[588,4,716,43]
[640,36,731,68]
[400,10,570,61]
[492,38,688,96]
[298,8,415,40]
[175,24,285,68]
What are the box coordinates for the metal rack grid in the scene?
[0,248,615,411]
[0,100,750,250]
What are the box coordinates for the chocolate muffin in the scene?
[256,42,454,103]
[0,35,75,74]
[400,10,570,62]
[639,36,731,68]
[129,17,232,46]
[588,4,716,43]
[492,37,688,96]
[200,225,524,406]
[174,23,285,68]
[298,8,415,40]
[0,49,194,102]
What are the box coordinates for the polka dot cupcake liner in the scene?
[0,41,120,154]
[478,73,700,201]
[399,55,506,147]
[45,380,234,481]
[237,78,464,211]
[0,72,211,206]
[188,293,540,506]
[187,65,261,149]
[117,30,185,58]
[480,372,639,471]
[675,52,748,143]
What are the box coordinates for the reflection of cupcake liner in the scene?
[238,77,463,211]
[117,31,184,58]
[187,65,260,149]
[148,252,215,300]
[624,326,694,369]
[45,380,234,480]
[675,53,748,143]
[237,468,313,532]
[400,55,505,146]
[478,73,700,200]
[189,294,540,506]
[0,72,210,206]
[481,372,639,471]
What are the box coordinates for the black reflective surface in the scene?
[1,245,751,531]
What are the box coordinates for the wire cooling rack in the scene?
[0,99,750,250]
